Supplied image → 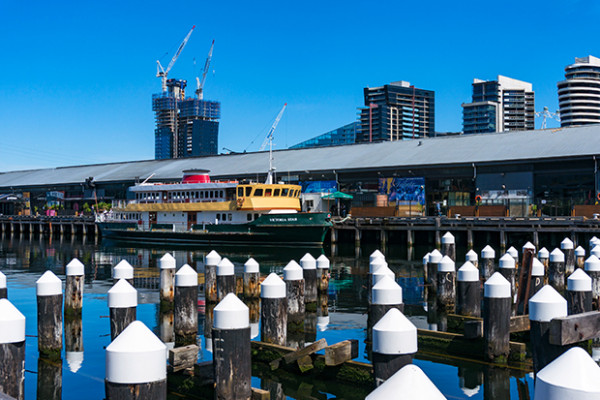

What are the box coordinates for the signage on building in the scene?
[379,177,425,205]
[300,180,337,194]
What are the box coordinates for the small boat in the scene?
[97,169,332,246]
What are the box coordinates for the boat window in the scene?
[200,191,204,199]
[282,188,289,196]
[228,214,232,221]
[254,188,263,196]
[238,187,244,197]
[247,214,252,221]
[216,214,220,221]
[274,189,280,196]
[222,213,227,221]
[220,190,224,198]
[265,188,272,197]
[245,187,252,196]
[254,213,259,220]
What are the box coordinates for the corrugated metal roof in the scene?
[1,125,599,188]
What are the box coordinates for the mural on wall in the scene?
[379,177,426,205]
[300,180,337,193]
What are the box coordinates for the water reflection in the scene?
[37,357,62,400]
[64,316,83,373]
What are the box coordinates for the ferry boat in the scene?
[97,169,332,246]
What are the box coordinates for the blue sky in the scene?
[0,0,598,171]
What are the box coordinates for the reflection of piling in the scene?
[436,256,455,309]
[246,299,260,339]
[159,253,176,309]
[205,250,221,303]
[549,249,566,293]
[65,258,84,317]
[566,269,593,314]
[260,273,287,346]
[213,294,251,400]
[300,253,318,304]
[159,310,174,350]
[112,260,134,286]
[316,254,330,294]
[317,293,329,331]
[36,271,63,360]
[204,302,215,352]
[483,367,511,400]
[174,264,198,347]
[584,255,600,309]
[480,246,495,281]
[441,232,455,261]
[483,273,511,362]
[243,258,260,299]
[65,316,84,373]
[575,246,586,270]
[284,261,305,332]
[456,261,480,317]
[561,237,575,277]
[0,299,25,400]
[0,271,7,299]
[37,357,62,400]
[108,279,137,341]
[216,258,235,302]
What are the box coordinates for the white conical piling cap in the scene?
[465,250,478,263]
[484,272,511,298]
[0,299,25,343]
[66,258,84,276]
[590,237,600,250]
[457,262,479,282]
[244,258,259,274]
[372,275,403,305]
[428,249,443,264]
[531,258,545,276]
[0,271,6,289]
[592,245,600,258]
[216,258,234,276]
[370,257,388,273]
[365,364,446,400]
[372,265,395,285]
[529,285,567,322]
[373,308,416,355]
[300,253,316,270]
[523,242,536,252]
[499,253,516,269]
[370,250,385,263]
[175,264,198,287]
[538,247,549,260]
[213,293,249,330]
[438,256,455,273]
[283,260,303,281]
[316,254,330,269]
[507,246,518,259]
[584,255,600,272]
[481,245,495,259]
[441,232,455,244]
[36,270,62,296]
[550,248,565,263]
[575,246,586,257]
[159,253,176,270]
[561,238,574,250]
[205,250,221,266]
[260,273,286,298]
[422,252,430,265]
[317,316,330,331]
[108,279,137,308]
[113,260,134,280]
[66,351,84,373]
[534,347,600,400]
[568,269,592,292]
[105,321,167,384]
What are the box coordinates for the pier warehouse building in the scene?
[1,125,600,217]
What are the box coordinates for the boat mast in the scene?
[260,103,287,184]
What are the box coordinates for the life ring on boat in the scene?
[237,197,244,208]
[475,195,482,203]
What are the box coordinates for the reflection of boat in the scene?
[97,170,331,246]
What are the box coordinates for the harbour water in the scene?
[0,234,535,399]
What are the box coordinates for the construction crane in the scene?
[535,107,561,129]
[156,26,195,93]
[195,40,215,99]
[260,103,287,184]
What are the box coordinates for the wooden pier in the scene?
[0,216,97,237]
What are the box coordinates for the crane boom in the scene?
[261,103,287,184]
[156,25,195,92]
[196,39,215,99]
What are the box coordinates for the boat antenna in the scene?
[260,103,287,184]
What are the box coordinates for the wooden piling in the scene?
[549,248,566,293]
[174,264,198,347]
[590,236,600,252]
[457,261,480,317]
[159,253,176,309]
[441,232,455,262]
[584,255,600,310]
[483,273,511,362]
[561,237,575,277]
[260,273,287,346]
[112,260,134,286]
[507,246,519,269]
[465,249,478,268]
[530,257,545,299]
[300,253,318,304]
[575,246,586,270]
[427,250,442,290]
[422,253,430,283]
[216,258,235,302]
[243,258,260,299]
[316,254,330,294]
[480,246,495,281]
[0,299,25,400]
[0,271,6,299]
[436,256,455,309]
[204,250,221,304]
[369,257,387,304]
[369,275,404,336]
[108,279,137,341]
[65,258,84,317]
[284,261,305,332]
[36,270,63,360]
[498,253,516,302]
[566,268,593,314]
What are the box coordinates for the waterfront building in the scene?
[290,122,359,149]
[462,75,535,134]
[153,79,186,160]
[357,81,435,142]
[558,55,600,127]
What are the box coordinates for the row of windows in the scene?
[135,190,226,201]
[115,213,142,220]
[236,186,300,198]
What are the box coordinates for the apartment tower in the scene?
[558,55,600,127]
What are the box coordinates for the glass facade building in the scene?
[558,55,600,127]
[290,122,359,149]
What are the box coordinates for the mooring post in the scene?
[159,253,176,309]
[436,256,456,309]
[481,245,496,281]
[465,249,478,268]
[369,257,388,304]
[561,237,575,277]
[483,272,511,362]
[507,246,519,269]
[530,258,545,299]
[112,260,134,286]
[529,285,568,374]
[575,246,586,270]
[0,271,6,299]
[105,321,167,399]
[590,236,600,252]
[260,273,287,345]
[584,255,600,309]
[538,247,549,284]
[316,254,330,294]
[427,249,442,291]
[36,270,63,360]
[592,244,600,259]
[174,264,198,347]
[366,364,446,399]
[284,261,305,332]
[372,308,417,386]
[369,275,404,336]
[65,258,84,318]
[549,248,566,294]
[108,279,137,341]
[300,253,318,305]
[566,269,593,315]
[65,314,83,374]
[204,250,221,304]
[498,253,516,300]
[441,232,455,262]
[0,299,25,400]
[216,258,235,302]
[456,261,480,317]
[243,258,260,299]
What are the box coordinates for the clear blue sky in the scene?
[0,0,598,171]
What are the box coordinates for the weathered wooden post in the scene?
[498,253,516,300]
[507,246,519,269]
[300,253,318,305]
[36,270,63,360]
[366,364,445,399]
[113,260,134,286]
[216,258,235,302]
[108,279,137,341]
[260,273,286,346]
[65,315,83,373]
[369,275,404,333]
[584,255,600,309]
[213,294,251,400]
[243,258,260,299]
[575,246,586,270]
[561,237,575,277]
[204,250,221,303]
[456,261,480,317]
[566,268,593,314]
[316,254,330,294]
[465,249,478,268]
[369,257,387,304]
[530,257,545,298]
[284,261,305,332]
[480,245,496,281]
[0,299,25,400]
[427,250,442,290]
[65,258,84,318]
[483,272,511,362]
[534,347,600,400]
[159,253,176,309]
[538,247,549,269]
[549,248,565,293]
[174,264,198,347]
[105,321,167,399]
[529,285,568,373]
[436,256,455,309]
[372,308,417,386]
[441,232,455,261]
[0,270,7,299]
